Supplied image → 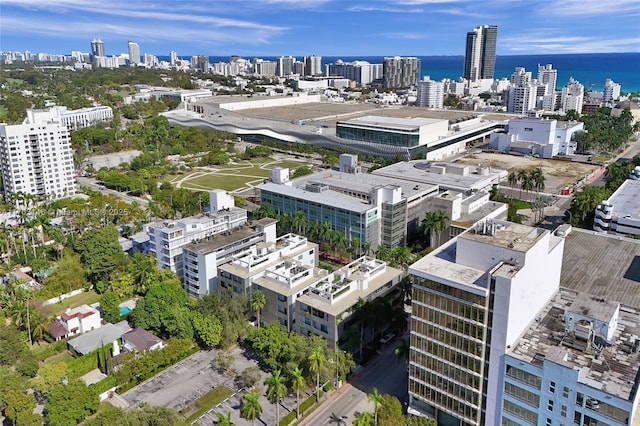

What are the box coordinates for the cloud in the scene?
[379,32,430,40]
[348,5,424,13]
[502,33,640,53]
[547,0,640,16]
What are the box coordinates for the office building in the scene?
[603,78,622,103]
[0,114,76,202]
[464,25,498,81]
[383,56,421,88]
[127,41,140,65]
[408,220,566,425]
[144,190,247,279]
[90,38,105,60]
[304,55,322,76]
[416,77,444,108]
[561,78,584,114]
[594,171,640,237]
[489,117,583,158]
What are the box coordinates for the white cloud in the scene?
[379,32,430,40]
[547,0,640,16]
[502,33,640,53]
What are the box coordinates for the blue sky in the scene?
[1,0,639,57]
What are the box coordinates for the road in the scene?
[301,335,408,426]
[77,176,149,206]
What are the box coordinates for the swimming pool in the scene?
[120,306,132,316]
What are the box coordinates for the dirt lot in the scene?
[455,152,600,190]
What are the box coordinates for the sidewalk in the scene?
[297,383,352,426]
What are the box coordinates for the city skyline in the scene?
[1,0,639,57]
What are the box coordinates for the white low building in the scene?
[25,105,114,130]
[47,304,102,341]
[594,173,640,237]
[490,117,584,158]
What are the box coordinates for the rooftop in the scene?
[607,179,640,218]
[339,115,446,131]
[509,289,640,400]
[122,328,163,351]
[373,161,507,192]
[60,304,100,321]
[67,321,131,355]
[560,229,640,309]
[183,226,260,255]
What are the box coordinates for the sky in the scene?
[1,0,639,57]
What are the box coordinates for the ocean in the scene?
[160,53,640,93]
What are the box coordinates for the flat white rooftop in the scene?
[608,179,640,218]
[339,115,446,131]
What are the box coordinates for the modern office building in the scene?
[561,78,585,114]
[489,117,584,158]
[416,77,445,108]
[181,217,278,297]
[464,25,498,81]
[336,116,449,149]
[25,105,114,131]
[304,55,322,76]
[408,220,566,425]
[90,38,105,61]
[0,114,76,202]
[127,41,140,65]
[144,190,247,279]
[594,172,640,237]
[603,78,622,103]
[259,154,443,249]
[383,56,421,88]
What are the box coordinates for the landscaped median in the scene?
[182,385,234,423]
[278,382,334,426]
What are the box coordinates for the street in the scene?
[300,334,409,426]
[77,176,149,206]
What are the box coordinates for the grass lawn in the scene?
[183,385,234,423]
[46,290,102,314]
[182,174,265,192]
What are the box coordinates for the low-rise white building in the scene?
[47,304,102,341]
[594,173,640,237]
[490,117,584,158]
[25,105,114,130]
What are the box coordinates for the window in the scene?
[549,381,555,393]
[547,400,554,412]
[563,387,569,398]
[561,405,567,418]
[546,418,552,426]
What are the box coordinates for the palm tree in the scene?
[507,171,518,195]
[308,347,326,402]
[422,211,437,248]
[375,245,390,262]
[391,246,412,268]
[363,241,372,257]
[516,169,528,199]
[215,412,233,426]
[353,412,374,426]
[351,236,361,258]
[521,172,535,201]
[240,391,262,426]
[368,388,384,425]
[319,221,332,248]
[250,290,266,328]
[334,230,347,254]
[264,370,287,425]
[291,367,306,419]
[532,167,546,193]
[307,220,320,241]
[433,210,448,245]
[293,210,307,235]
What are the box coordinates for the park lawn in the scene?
[46,290,102,314]
[184,385,234,423]
[182,174,265,192]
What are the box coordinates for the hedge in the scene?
[278,390,325,426]
[88,375,118,395]
[67,343,113,379]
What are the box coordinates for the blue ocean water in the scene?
[161,53,640,92]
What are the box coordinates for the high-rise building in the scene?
[464,25,498,81]
[191,55,209,73]
[603,78,621,103]
[383,56,421,88]
[537,64,557,96]
[407,220,566,425]
[170,50,178,66]
[0,113,77,202]
[507,67,536,114]
[303,55,322,76]
[276,56,296,77]
[127,41,140,65]
[90,38,105,61]
[326,60,379,86]
[416,77,444,108]
[561,77,584,113]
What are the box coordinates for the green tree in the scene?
[0,366,28,411]
[293,210,307,235]
[368,388,384,425]
[100,291,121,323]
[74,225,128,281]
[32,361,68,394]
[376,394,403,426]
[264,370,287,425]
[532,167,546,193]
[215,412,234,426]
[129,280,190,337]
[240,391,262,426]
[291,366,306,419]
[4,390,36,426]
[308,347,326,402]
[44,379,99,426]
[192,312,223,348]
[353,411,374,426]
[292,166,314,178]
[41,252,86,296]
[393,338,410,364]
[507,171,518,193]
[250,290,266,328]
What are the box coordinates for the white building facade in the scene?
[594,175,640,237]
[416,78,444,108]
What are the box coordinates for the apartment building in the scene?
[407,220,566,425]
[383,56,421,88]
[464,25,498,81]
[594,173,640,237]
[25,105,114,130]
[0,118,76,202]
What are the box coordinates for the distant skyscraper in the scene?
[170,50,178,66]
[603,78,621,103]
[191,55,209,73]
[90,38,105,61]
[304,55,322,76]
[276,56,296,77]
[127,41,140,65]
[464,25,497,81]
[537,63,557,96]
[383,56,421,88]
